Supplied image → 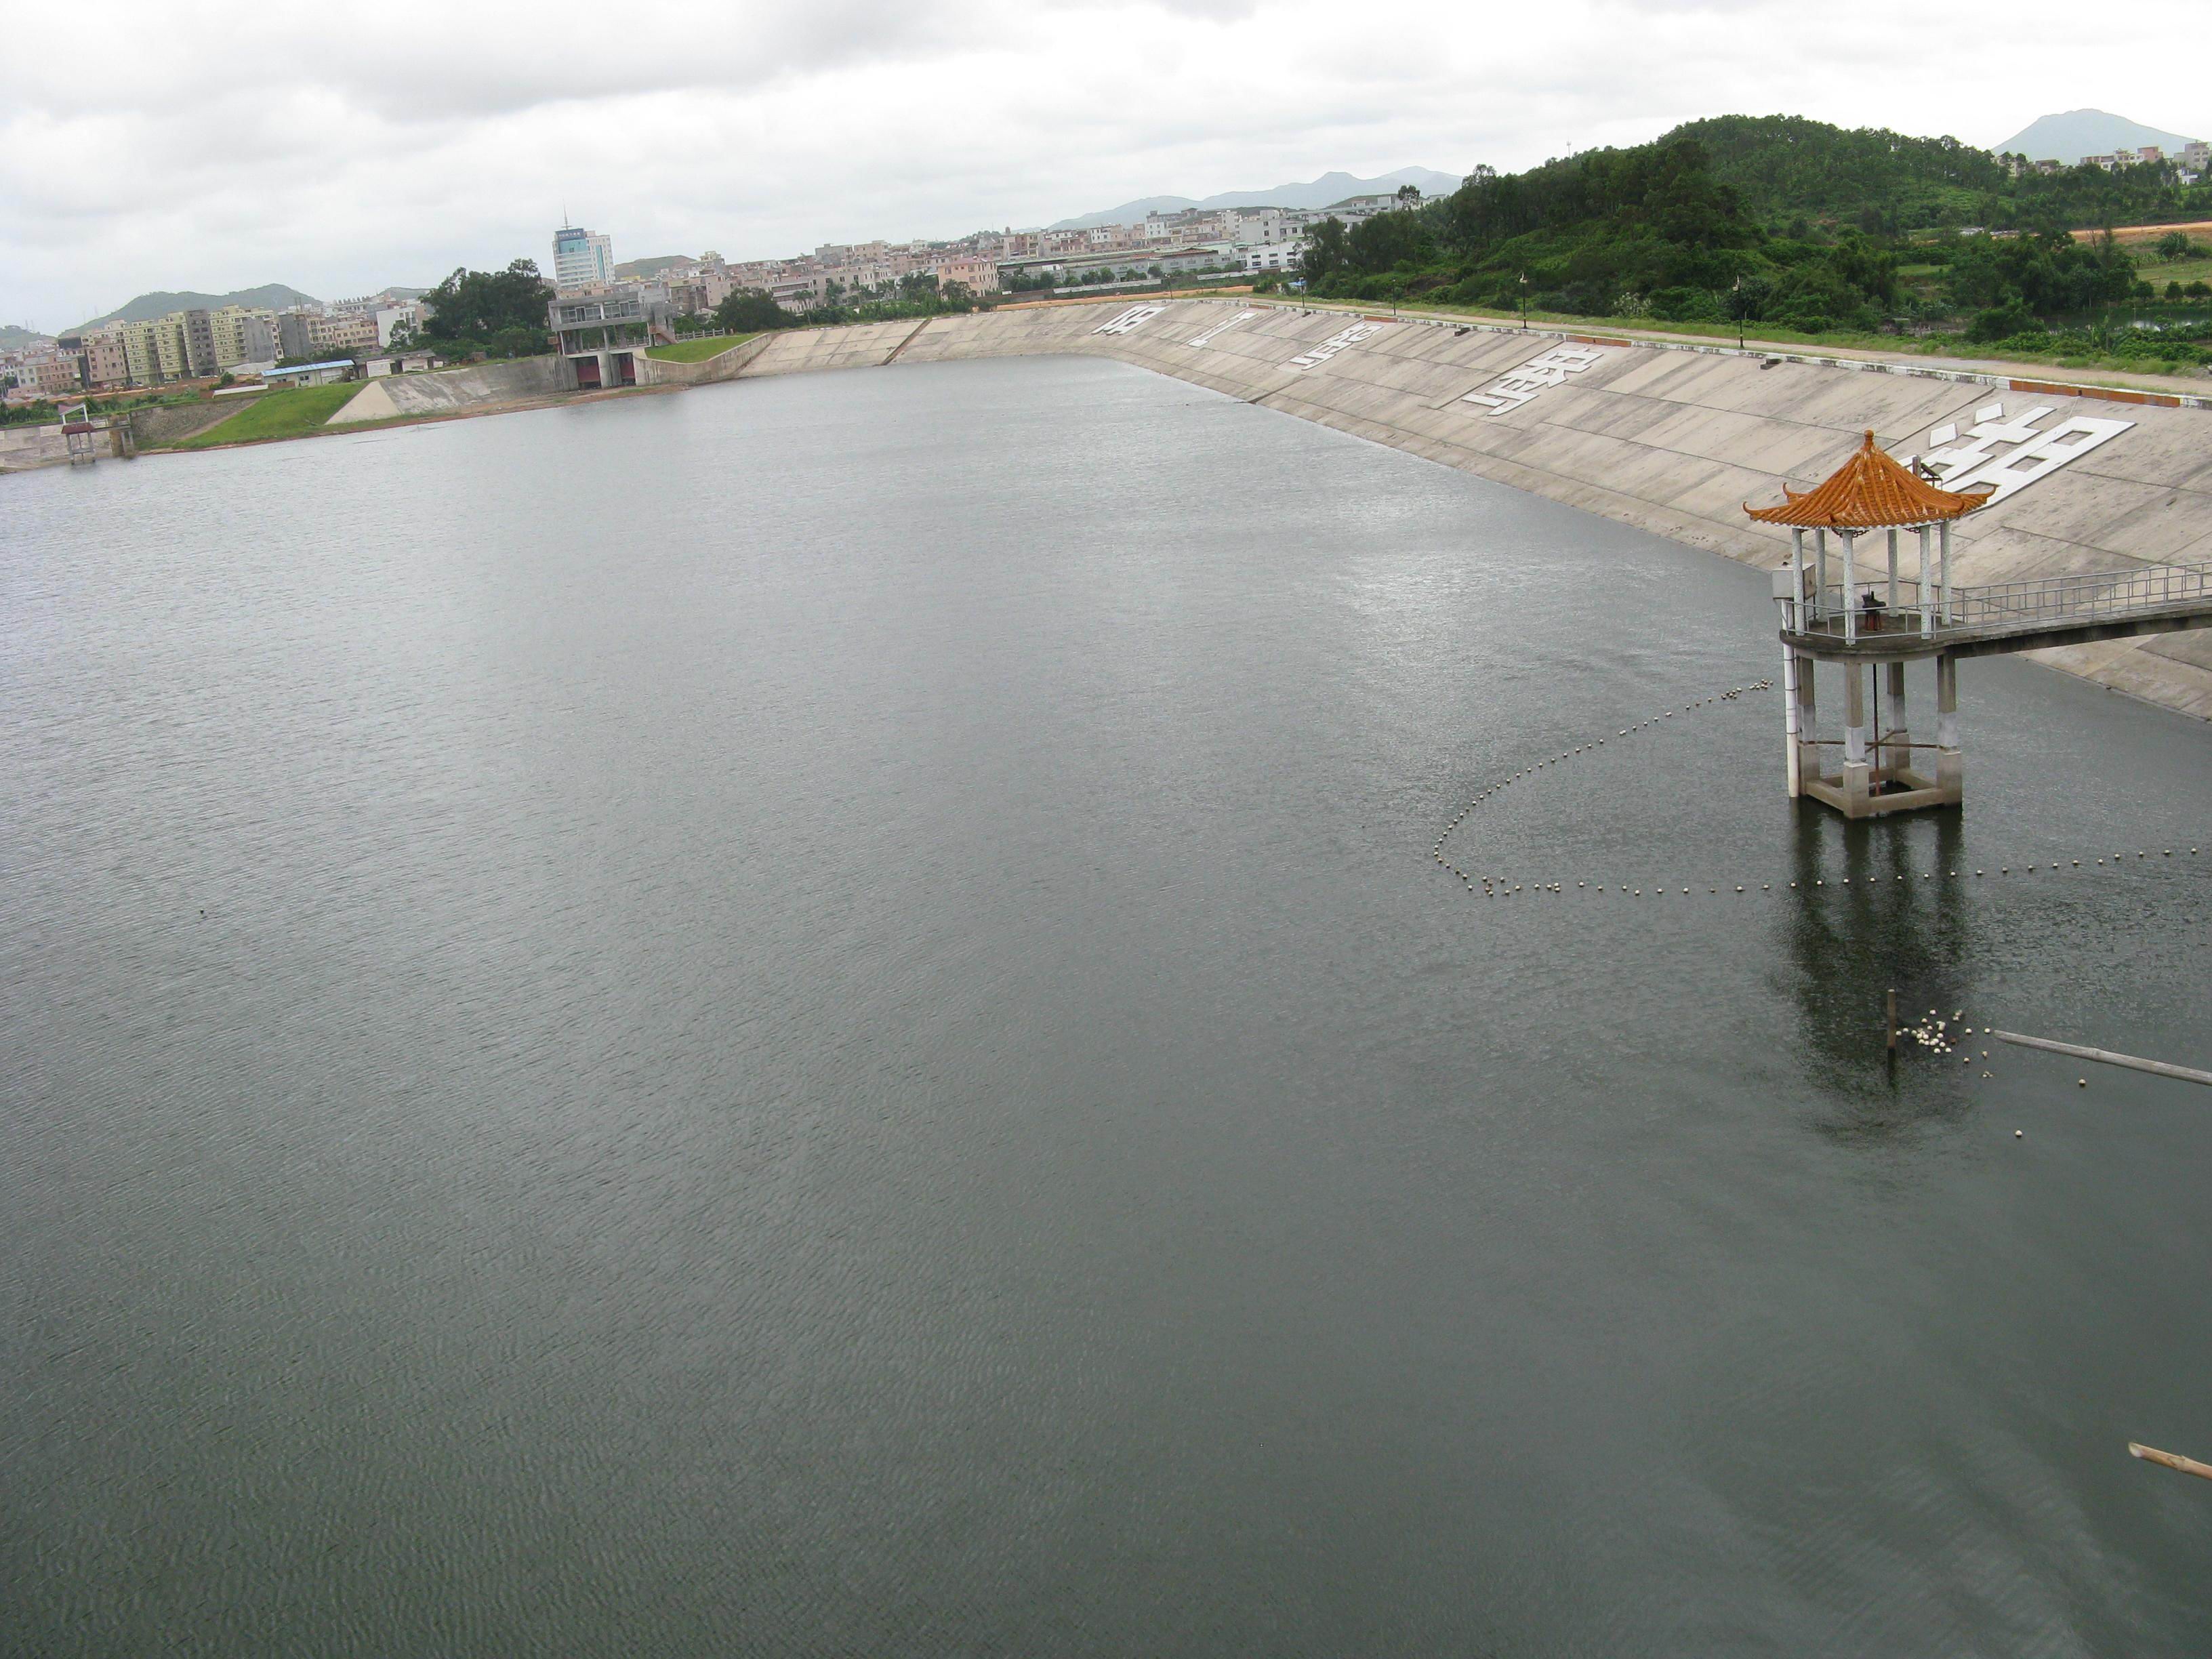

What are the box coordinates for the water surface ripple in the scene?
[5,357,2211,1656]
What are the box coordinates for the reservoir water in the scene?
[6,356,2211,1655]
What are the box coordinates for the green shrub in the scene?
[1966,298,2041,342]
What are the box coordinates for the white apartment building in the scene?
[373,301,428,348]
[552,223,615,291]
[1224,208,1295,247]
[1243,241,1305,273]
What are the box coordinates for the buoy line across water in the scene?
[1427,683,2204,902]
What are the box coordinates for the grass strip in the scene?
[175,382,367,447]
[644,333,758,363]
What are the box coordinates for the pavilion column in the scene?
[1814,530,1830,621]
[1789,529,1807,632]
[1886,527,1900,607]
[1936,653,1962,805]
[1917,524,1933,638]
[1939,520,1954,621]
[1841,531,1859,643]
[1843,660,1871,815]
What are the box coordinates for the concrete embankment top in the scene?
[733,300,2212,720]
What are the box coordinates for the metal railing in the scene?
[1944,560,2212,630]
[1785,558,2212,643]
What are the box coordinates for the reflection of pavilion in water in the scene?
[1781,806,1975,1126]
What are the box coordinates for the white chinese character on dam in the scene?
[1094,304,1167,336]
[1286,323,1387,369]
[1188,310,1258,348]
[1460,345,1612,415]
[1898,401,2133,506]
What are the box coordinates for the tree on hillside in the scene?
[1942,231,2135,314]
[1347,209,1434,274]
[422,260,553,354]
[712,289,794,333]
[1299,217,1351,284]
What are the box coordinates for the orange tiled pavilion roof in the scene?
[1744,430,1992,529]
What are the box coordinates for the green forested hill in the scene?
[1290,115,2212,361]
[1673,115,2008,231]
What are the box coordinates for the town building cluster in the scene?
[537,194,1401,391]
[1,291,432,404]
[5,190,1413,407]
[2008,140,2209,179]
[554,192,1405,327]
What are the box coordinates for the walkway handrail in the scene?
[1783,558,2212,642]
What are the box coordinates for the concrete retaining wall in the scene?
[738,300,2212,720]
[133,401,248,447]
[634,335,776,388]
[328,357,564,424]
[1,417,134,470]
[0,424,73,471]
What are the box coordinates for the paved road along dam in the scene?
[720,298,2212,723]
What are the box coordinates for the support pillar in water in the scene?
[1883,661,1909,781]
[1795,650,1820,793]
[1782,645,1802,798]
[1936,653,1962,804]
[1843,660,1872,814]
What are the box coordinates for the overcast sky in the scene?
[2,0,2203,329]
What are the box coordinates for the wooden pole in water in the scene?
[1990,1030,2212,1088]
[1886,989,1898,1054]
[2130,1442,2212,1481]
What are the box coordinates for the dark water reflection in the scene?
[5,357,2211,1656]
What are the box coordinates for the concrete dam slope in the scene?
[738,299,2212,720]
[329,358,563,424]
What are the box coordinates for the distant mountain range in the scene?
[1048,167,1462,231]
[1,323,53,349]
[68,284,321,333]
[60,283,436,335]
[1993,110,2201,164]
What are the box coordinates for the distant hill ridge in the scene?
[613,255,695,280]
[1,323,54,349]
[1050,167,1462,231]
[1994,110,2200,165]
[68,283,322,333]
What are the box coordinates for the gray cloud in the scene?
[2,0,2203,329]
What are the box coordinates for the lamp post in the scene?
[1519,272,1529,331]
[1733,275,1744,350]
